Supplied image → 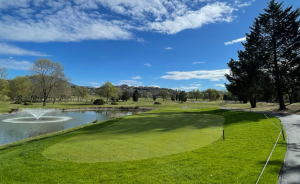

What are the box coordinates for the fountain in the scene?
[3,108,72,123]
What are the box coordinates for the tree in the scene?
[121,90,130,102]
[179,91,188,102]
[30,58,68,106]
[132,90,139,102]
[0,79,9,100]
[98,82,119,103]
[0,67,8,79]
[160,89,169,101]
[8,76,32,101]
[258,0,300,109]
[146,92,152,100]
[153,95,157,101]
[195,89,202,101]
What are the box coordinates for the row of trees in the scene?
[0,59,74,106]
[225,0,300,109]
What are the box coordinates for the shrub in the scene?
[154,102,161,105]
[111,102,118,105]
[93,99,105,105]
[10,108,19,113]
[14,101,22,104]
[24,102,33,105]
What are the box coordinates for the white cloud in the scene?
[192,62,205,64]
[147,2,235,34]
[235,0,256,8]
[160,69,230,81]
[132,76,142,79]
[190,84,201,87]
[165,47,173,50]
[0,43,49,56]
[89,82,101,85]
[144,63,152,67]
[224,37,246,45]
[215,84,225,87]
[118,80,142,86]
[9,57,12,59]
[0,0,241,42]
[0,59,33,70]
[150,85,160,88]
[172,86,199,91]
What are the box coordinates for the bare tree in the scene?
[0,67,8,79]
[30,58,68,106]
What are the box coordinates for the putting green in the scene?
[43,113,224,163]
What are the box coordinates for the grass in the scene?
[222,101,300,115]
[0,108,286,183]
[43,112,224,163]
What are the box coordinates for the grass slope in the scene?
[0,108,285,183]
[43,112,224,162]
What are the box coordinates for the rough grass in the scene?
[0,108,286,183]
[43,112,224,163]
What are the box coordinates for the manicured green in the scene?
[0,108,286,183]
[43,113,224,163]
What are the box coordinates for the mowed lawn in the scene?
[0,108,286,183]
[43,112,224,163]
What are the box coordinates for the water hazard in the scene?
[0,109,139,146]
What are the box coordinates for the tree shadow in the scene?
[65,109,272,138]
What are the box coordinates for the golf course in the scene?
[0,102,286,183]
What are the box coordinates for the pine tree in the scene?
[259,0,300,109]
[132,90,139,102]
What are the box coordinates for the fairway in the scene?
[43,112,224,162]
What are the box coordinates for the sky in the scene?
[0,0,299,91]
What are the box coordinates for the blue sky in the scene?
[0,0,299,91]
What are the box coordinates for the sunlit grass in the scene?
[0,108,286,183]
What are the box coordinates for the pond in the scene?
[0,109,141,146]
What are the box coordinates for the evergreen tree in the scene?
[259,0,300,109]
[132,90,139,102]
[121,90,130,102]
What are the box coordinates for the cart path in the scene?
[268,113,300,184]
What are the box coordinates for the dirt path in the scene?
[268,113,300,184]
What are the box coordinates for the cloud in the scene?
[89,82,101,85]
[192,62,205,64]
[224,37,246,45]
[0,0,239,42]
[0,59,33,70]
[190,84,201,87]
[165,47,173,50]
[118,80,142,86]
[144,63,152,67]
[150,85,160,88]
[0,43,50,56]
[160,69,230,81]
[215,84,225,87]
[235,0,256,8]
[172,86,199,91]
[147,2,235,34]
[132,76,142,79]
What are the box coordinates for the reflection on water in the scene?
[0,110,139,146]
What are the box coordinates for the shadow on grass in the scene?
[0,109,280,151]
[62,109,272,137]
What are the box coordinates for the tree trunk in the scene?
[53,97,56,104]
[43,97,47,106]
[250,96,257,108]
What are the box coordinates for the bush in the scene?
[10,108,19,113]
[154,102,161,105]
[111,102,118,105]
[93,99,105,105]
[14,101,22,104]
[24,102,33,105]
